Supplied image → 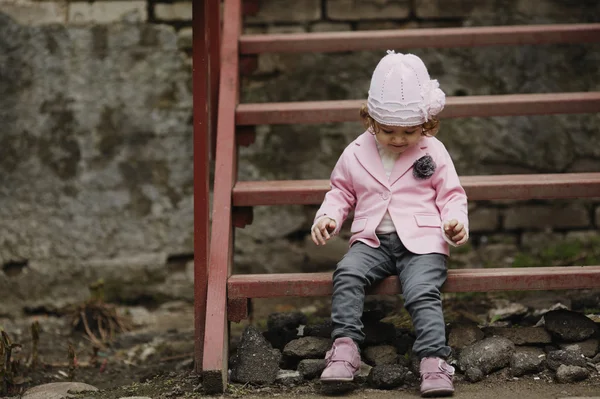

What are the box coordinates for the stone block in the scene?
[503,204,590,230]
[310,22,352,32]
[68,1,147,24]
[246,0,321,23]
[520,231,565,252]
[469,207,499,232]
[267,24,307,34]
[327,0,410,21]
[0,0,66,25]
[153,1,192,21]
[177,27,192,50]
[356,21,412,31]
[415,0,476,19]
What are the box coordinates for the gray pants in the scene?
[331,233,451,359]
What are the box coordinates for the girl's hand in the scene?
[444,219,468,245]
[311,217,337,246]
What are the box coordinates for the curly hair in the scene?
[359,104,440,137]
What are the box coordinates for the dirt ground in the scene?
[1,292,599,398]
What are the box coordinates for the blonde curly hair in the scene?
[359,104,440,137]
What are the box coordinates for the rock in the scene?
[354,362,373,384]
[510,347,546,377]
[465,367,484,382]
[571,291,600,311]
[448,324,485,350]
[395,330,415,355]
[276,370,302,385]
[268,312,307,331]
[304,321,333,338]
[263,312,306,350]
[409,355,421,375]
[559,339,599,358]
[397,354,411,368]
[544,310,598,342]
[458,337,515,375]
[263,328,300,351]
[555,365,590,383]
[488,299,528,322]
[534,303,570,320]
[363,296,398,321]
[363,345,398,366]
[298,359,326,379]
[119,397,153,399]
[22,382,98,399]
[591,353,600,364]
[483,327,553,346]
[363,321,397,346]
[367,364,408,389]
[230,326,281,385]
[283,337,331,359]
[546,349,587,371]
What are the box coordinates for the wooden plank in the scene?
[228,266,600,299]
[192,0,212,375]
[236,92,600,125]
[202,0,240,393]
[228,298,250,322]
[240,23,600,54]
[208,0,221,159]
[232,173,600,206]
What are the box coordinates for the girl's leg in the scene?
[322,235,395,382]
[331,236,395,344]
[393,239,450,359]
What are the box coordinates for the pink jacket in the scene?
[314,132,469,256]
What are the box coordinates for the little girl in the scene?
[311,51,468,397]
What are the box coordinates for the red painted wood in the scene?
[228,298,249,322]
[232,173,600,206]
[236,92,600,125]
[240,55,258,76]
[232,206,253,228]
[240,24,600,54]
[228,266,600,299]
[202,0,241,391]
[236,126,256,147]
[192,0,212,374]
[242,0,259,16]
[208,0,221,159]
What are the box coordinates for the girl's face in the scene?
[374,123,423,154]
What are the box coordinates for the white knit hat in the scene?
[367,50,445,127]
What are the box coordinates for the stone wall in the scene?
[0,0,599,316]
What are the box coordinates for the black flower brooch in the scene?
[413,155,436,180]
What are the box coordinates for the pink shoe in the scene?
[320,337,361,382]
[420,357,455,397]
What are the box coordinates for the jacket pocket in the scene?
[414,213,441,227]
[351,217,367,233]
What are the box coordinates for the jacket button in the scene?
[381,192,390,200]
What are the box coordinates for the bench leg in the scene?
[228,298,250,322]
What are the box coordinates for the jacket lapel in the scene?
[388,138,428,186]
[353,132,389,188]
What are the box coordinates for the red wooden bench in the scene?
[196,0,600,391]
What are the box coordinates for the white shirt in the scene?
[374,140,399,234]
